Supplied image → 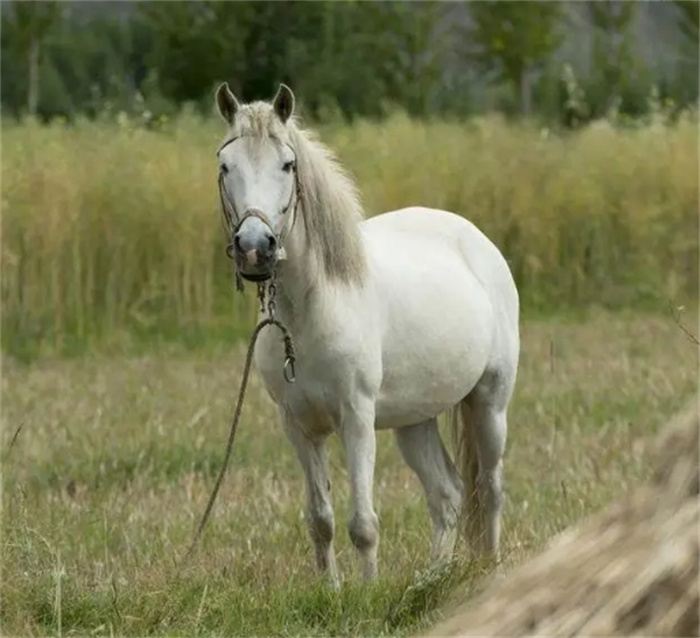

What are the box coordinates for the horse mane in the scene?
[232,102,368,286]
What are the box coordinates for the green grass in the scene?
[1,309,697,636]
[2,111,698,358]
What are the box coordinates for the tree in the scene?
[674,0,699,45]
[672,0,699,105]
[2,1,63,115]
[587,1,640,115]
[136,2,253,107]
[465,1,563,115]
[136,1,328,114]
[379,1,448,116]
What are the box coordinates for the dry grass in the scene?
[425,402,699,637]
[1,309,697,636]
[2,112,697,356]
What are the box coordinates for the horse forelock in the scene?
[231,102,284,139]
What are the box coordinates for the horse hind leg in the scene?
[472,404,507,556]
[394,418,463,564]
[459,370,512,558]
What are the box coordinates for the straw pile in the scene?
[426,403,699,637]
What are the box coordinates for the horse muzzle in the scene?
[231,213,281,281]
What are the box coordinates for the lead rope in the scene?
[179,276,295,569]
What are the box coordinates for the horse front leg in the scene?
[340,399,379,581]
[279,408,340,589]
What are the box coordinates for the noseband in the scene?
[217,137,302,290]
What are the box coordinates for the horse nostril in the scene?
[267,234,277,252]
[234,234,243,252]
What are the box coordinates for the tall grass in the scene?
[2,111,698,356]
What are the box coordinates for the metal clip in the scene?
[283,357,296,384]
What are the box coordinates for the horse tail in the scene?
[449,398,484,553]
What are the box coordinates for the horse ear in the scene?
[215,82,240,125]
[273,83,295,123]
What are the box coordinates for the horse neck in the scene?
[271,206,364,328]
[270,216,324,323]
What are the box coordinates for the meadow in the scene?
[1,110,698,357]
[1,110,699,636]
[1,311,698,636]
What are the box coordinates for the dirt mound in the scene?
[425,403,699,637]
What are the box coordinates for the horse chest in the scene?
[254,329,366,435]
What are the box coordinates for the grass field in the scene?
[2,105,698,635]
[2,111,698,358]
[2,309,697,637]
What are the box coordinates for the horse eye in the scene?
[282,160,295,173]
[220,164,229,175]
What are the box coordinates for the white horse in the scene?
[214,83,520,587]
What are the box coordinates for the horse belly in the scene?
[374,313,491,429]
[368,234,495,429]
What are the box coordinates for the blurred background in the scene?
[1,1,698,359]
[1,1,698,122]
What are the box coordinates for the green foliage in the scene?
[675,0,699,44]
[0,2,698,122]
[136,2,249,107]
[2,2,151,120]
[466,1,563,114]
[358,2,447,117]
[132,1,447,120]
[1,1,62,51]
[671,0,700,106]
[1,1,63,115]
[586,1,648,118]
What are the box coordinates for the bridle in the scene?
[217,136,302,291]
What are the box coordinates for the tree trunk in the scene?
[28,35,40,116]
[519,64,532,115]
